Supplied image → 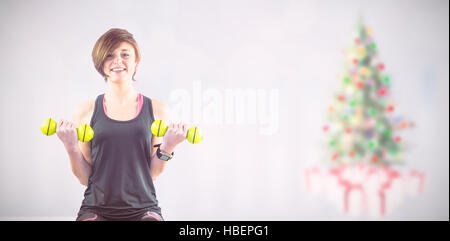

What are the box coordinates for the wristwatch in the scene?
[155,144,174,161]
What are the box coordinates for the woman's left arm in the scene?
[149,100,187,180]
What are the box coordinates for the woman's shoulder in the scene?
[148,98,169,120]
[150,98,168,110]
[73,99,96,125]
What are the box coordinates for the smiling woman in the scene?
[53,28,189,221]
[92,28,141,82]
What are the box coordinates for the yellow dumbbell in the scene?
[151,120,203,144]
[40,118,94,142]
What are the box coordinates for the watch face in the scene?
[157,147,171,161]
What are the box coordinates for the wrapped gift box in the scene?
[304,164,425,217]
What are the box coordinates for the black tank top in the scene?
[78,94,161,220]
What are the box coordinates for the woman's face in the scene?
[103,42,137,83]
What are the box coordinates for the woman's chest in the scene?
[93,120,149,143]
[105,102,138,121]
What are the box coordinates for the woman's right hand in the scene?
[56,119,79,148]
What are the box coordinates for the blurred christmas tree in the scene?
[323,20,413,166]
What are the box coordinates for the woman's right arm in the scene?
[56,101,94,186]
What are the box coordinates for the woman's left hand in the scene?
[160,122,188,153]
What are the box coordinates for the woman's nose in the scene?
[113,56,123,64]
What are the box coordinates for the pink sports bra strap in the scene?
[136,93,143,118]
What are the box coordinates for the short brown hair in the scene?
[92,28,141,81]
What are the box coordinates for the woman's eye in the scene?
[106,54,113,58]
[122,53,129,57]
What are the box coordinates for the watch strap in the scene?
[154,143,174,161]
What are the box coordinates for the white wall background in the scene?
[0,0,448,220]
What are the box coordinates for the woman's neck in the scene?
[105,80,138,105]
